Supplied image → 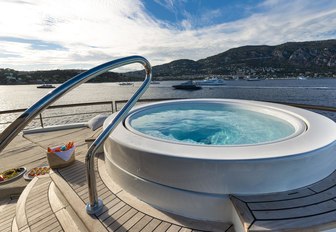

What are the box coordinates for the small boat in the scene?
[119,82,134,86]
[36,84,56,88]
[172,80,202,90]
[246,77,260,81]
[195,77,226,86]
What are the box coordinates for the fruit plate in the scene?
[0,167,26,184]
[23,166,51,181]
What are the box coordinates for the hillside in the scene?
[128,39,336,79]
[0,69,130,85]
[1,39,336,84]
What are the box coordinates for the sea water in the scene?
[0,79,336,132]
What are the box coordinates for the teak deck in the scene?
[54,144,232,231]
[0,127,233,232]
[2,126,336,231]
[231,169,336,231]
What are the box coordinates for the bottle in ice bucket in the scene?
[47,142,76,168]
[47,141,74,153]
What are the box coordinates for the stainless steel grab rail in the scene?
[0,56,152,214]
[85,60,152,214]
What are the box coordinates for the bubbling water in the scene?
[129,103,295,145]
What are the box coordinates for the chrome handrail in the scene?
[0,56,152,214]
[85,59,151,214]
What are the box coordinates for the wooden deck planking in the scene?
[178,228,192,232]
[99,201,127,222]
[232,169,336,231]
[29,214,57,231]
[99,197,120,212]
[248,184,336,210]
[0,146,46,172]
[58,172,85,185]
[103,205,132,227]
[0,134,42,167]
[60,159,86,172]
[99,190,116,201]
[166,224,181,232]
[25,194,49,208]
[65,172,87,184]
[308,171,336,193]
[26,182,50,210]
[24,127,93,148]
[49,225,64,232]
[115,211,145,232]
[23,177,64,232]
[141,219,161,232]
[253,199,336,220]
[1,134,38,156]
[26,187,49,205]
[60,165,86,178]
[65,177,87,189]
[102,191,118,203]
[58,154,234,232]
[60,169,86,183]
[230,196,254,230]
[0,218,13,232]
[0,206,16,218]
[154,222,173,232]
[0,198,17,232]
[249,211,336,232]
[0,221,12,232]
[29,210,55,226]
[16,127,235,232]
[235,187,316,203]
[27,207,54,224]
[128,215,153,232]
[107,208,138,231]
[45,223,63,232]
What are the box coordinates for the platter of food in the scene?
[23,166,50,180]
[0,167,26,184]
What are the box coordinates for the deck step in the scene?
[50,153,234,232]
[13,174,89,232]
[49,181,89,232]
[231,169,336,231]
[7,127,235,232]
[14,175,63,232]
[0,198,18,232]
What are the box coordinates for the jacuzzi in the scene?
[103,99,336,222]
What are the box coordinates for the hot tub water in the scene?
[129,103,296,145]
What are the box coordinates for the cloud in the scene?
[0,0,335,71]
[153,0,176,12]
[1,0,34,5]
[0,36,67,51]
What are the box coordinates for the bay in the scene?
[1,79,336,131]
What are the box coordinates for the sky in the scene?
[0,0,336,71]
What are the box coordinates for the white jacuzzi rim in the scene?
[125,99,307,147]
[104,99,336,160]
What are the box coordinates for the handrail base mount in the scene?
[86,198,103,215]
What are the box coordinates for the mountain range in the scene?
[127,39,336,79]
[1,39,336,84]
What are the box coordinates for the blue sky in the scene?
[0,0,335,71]
[145,0,264,28]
